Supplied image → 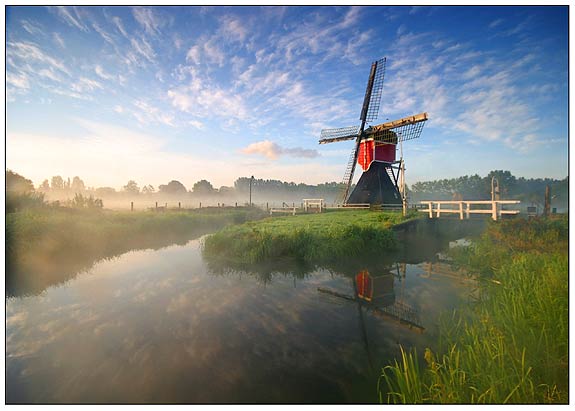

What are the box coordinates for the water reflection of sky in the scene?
[6,238,474,404]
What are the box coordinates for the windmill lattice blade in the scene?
[369,112,428,143]
[319,125,360,144]
[338,139,361,203]
[364,57,386,123]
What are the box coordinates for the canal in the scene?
[6,230,476,403]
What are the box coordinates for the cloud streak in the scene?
[241,140,319,160]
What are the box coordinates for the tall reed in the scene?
[379,216,568,404]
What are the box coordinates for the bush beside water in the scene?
[379,215,568,404]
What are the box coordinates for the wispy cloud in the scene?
[52,32,65,48]
[219,15,248,43]
[111,16,129,38]
[52,6,89,32]
[132,7,165,36]
[167,70,248,122]
[489,18,504,29]
[21,19,44,36]
[130,36,156,63]
[7,41,70,76]
[71,77,103,93]
[241,140,319,160]
[6,72,30,90]
[92,22,115,45]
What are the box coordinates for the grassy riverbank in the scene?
[202,210,418,268]
[379,215,568,404]
[6,206,267,295]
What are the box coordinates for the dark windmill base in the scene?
[347,162,402,205]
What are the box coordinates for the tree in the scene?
[123,180,140,194]
[71,176,85,192]
[38,179,50,192]
[95,187,117,196]
[192,179,214,194]
[141,184,155,195]
[6,170,34,194]
[158,180,187,194]
[219,186,234,195]
[51,176,64,190]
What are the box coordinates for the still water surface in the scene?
[6,237,474,403]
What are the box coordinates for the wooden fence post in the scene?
[492,200,498,221]
[131,201,134,212]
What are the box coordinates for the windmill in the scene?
[319,58,428,205]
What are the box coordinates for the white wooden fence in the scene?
[419,200,521,221]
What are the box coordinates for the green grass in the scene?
[6,206,267,295]
[379,215,568,404]
[202,210,416,267]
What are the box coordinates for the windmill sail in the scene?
[369,112,428,143]
[360,57,386,124]
[319,125,360,143]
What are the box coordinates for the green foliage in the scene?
[203,210,410,266]
[379,216,569,404]
[6,170,46,212]
[6,170,34,194]
[159,180,188,194]
[122,180,140,194]
[70,193,104,209]
[192,179,214,194]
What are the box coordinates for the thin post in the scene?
[178,202,181,209]
[266,202,268,211]
[544,185,551,217]
[131,201,134,212]
[492,200,498,221]
[155,201,158,210]
[459,201,463,220]
[199,202,202,209]
[437,202,441,218]
[402,197,407,217]
[428,202,433,218]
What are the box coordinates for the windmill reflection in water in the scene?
[318,265,423,333]
[318,265,424,373]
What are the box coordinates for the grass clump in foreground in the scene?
[379,215,568,404]
[6,206,267,295]
[203,210,415,266]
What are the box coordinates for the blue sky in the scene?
[5,5,569,190]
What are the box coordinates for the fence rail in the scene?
[419,200,521,221]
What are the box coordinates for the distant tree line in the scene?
[409,170,568,208]
[8,169,567,212]
[34,174,347,201]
